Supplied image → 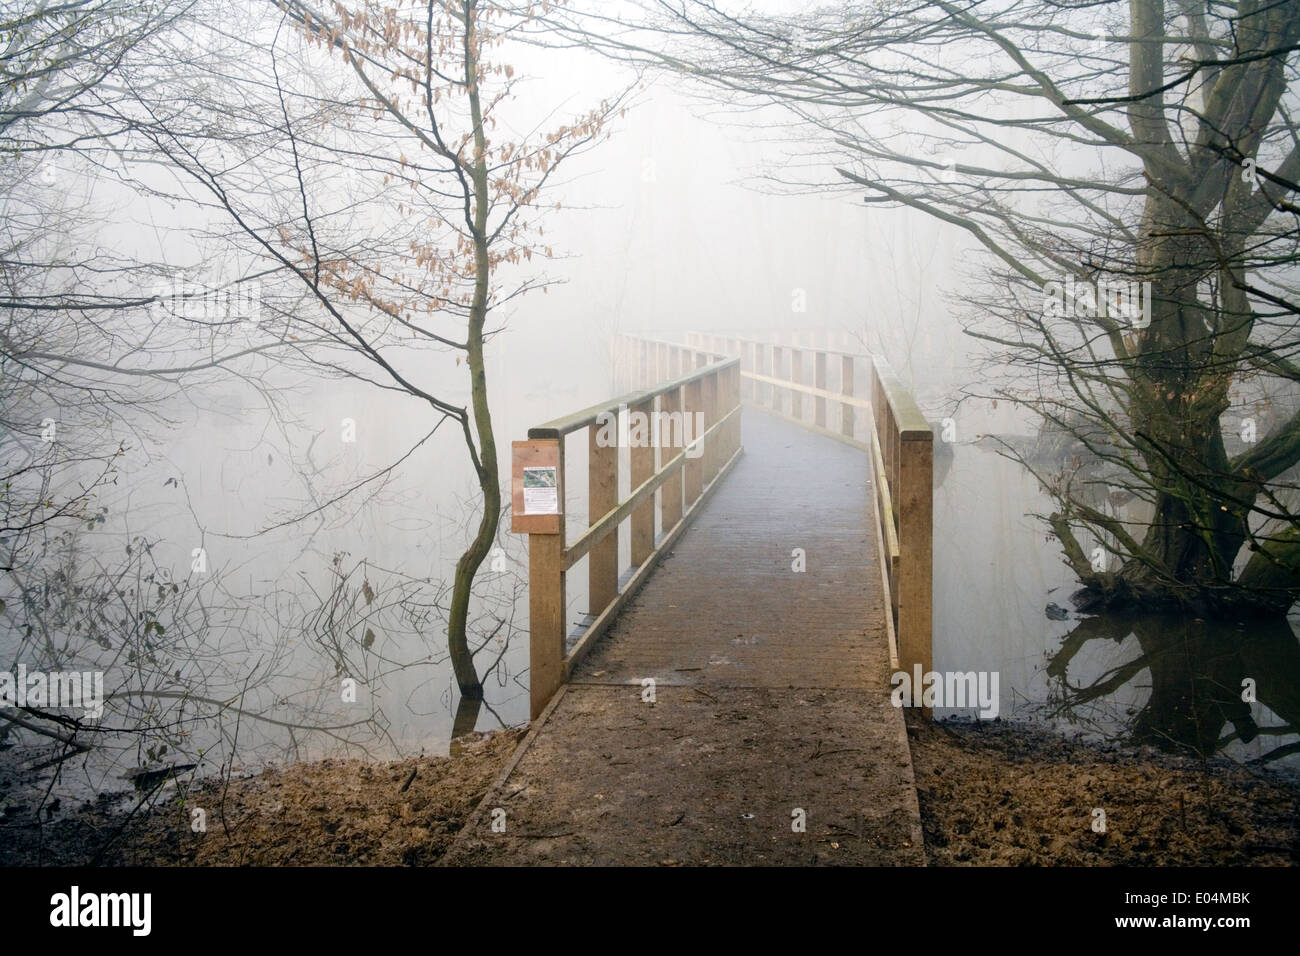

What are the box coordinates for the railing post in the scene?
[684,377,704,507]
[588,418,617,620]
[745,341,757,402]
[790,348,803,422]
[702,367,718,484]
[898,434,933,679]
[729,362,742,456]
[841,355,855,440]
[630,396,654,566]
[771,345,783,415]
[661,385,684,530]
[814,351,827,428]
[525,439,565,721]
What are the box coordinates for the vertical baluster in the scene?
[588,417,617,622]
[842,354,855,440]
[771,345,783,415]
[684,376,704,507]
[661,384,684,531]
[814,351,827,428]
[790,347,803,422]
[630,396,654,566]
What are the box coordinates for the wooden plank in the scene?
[588,422,617,617]
[630,396,654,566]
[790,347,803,422]
[841,355,855,440]
[727,364,741,457]
[873,354,930,436]
[691,331,868,363]
[510,439,562,535]
[563,444,745,676]
[897,438,933,679]
[702,370,717,485]
[529,529,566,720]
[869,450,902,672]
[531,355,739,439]
[660,386,684,532]
[684,378,704,506]
[869,422,902,563]
[771,345,784,415]
[814,351,828,428]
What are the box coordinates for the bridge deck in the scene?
[445,410,925,865]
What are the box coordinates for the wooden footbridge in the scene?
[444,332,935,865]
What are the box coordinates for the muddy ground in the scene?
[0,730,524,866]
[908,716,1300,866]
[2,719,1297,865]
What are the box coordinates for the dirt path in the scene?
[443,412,925,865]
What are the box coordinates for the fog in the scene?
[4,0,1298,810]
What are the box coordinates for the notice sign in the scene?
[522,466,559,515]
[511,439,561,534]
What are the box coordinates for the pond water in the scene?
[929,407,1300,772]
[6,84,1297,805]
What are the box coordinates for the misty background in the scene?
[4,0,1295,806]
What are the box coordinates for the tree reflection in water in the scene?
[1046,613,1300,765]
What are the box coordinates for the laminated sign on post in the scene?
[511,439,562,534]
[522,466,558,514]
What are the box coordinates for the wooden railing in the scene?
[682,331,933,680]
[516,341,743,719]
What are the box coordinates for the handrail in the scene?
[529,358,738,438]
[686,329,869,362]
[872,355,930,437]
[515,338,743,719]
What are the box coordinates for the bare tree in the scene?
[0,2,385,817]
[112,0,626,696]
[560,0,1300,615]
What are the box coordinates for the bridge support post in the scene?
[518,435,566,722]
[814,351,827,428]
[589,419,617,617]
[702,369,718,485]
[771,345,784,415]
[630,396,654,566]
[744,341,757,402]
[729,362,742,455]
[684,378,704,507]
[897,436,933,680]
[661,386,684,530]
[841,355,855,440]
[790,348,803,422]
[529,531,565,720]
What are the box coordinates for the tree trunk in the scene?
[444,0,499,700]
